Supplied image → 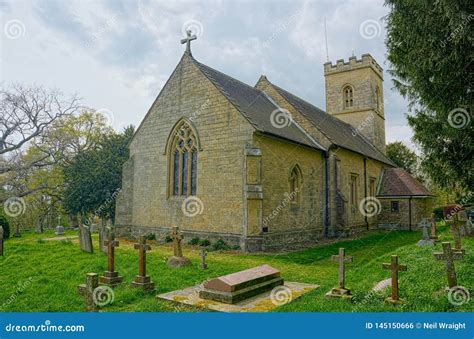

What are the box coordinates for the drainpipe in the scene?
[363,157,368,230]
[408,197,413,231]
[324,151,330,238]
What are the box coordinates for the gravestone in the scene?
[55,225,65,235]
[167,226,191,267]
[99,232,123,287]
[450,215,466,256]
[417,218,434,246]
[200,249,208,269]
[466,219,474,237]
[199,264,284,304]
[79,224,93,253]
[434,242,463,288]
[90,224,98,232]
[457,210,468,236]
[0,226,4,256]
[430,215,439,241]
[99,227,109,254]
[325,248,353,299]
[77,273,99,312]
[382,255,407,305]
[131,236,155,291]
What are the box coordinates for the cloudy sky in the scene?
[1,0,415,148]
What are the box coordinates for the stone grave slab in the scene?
[157,281,319,312]
[199,265,283,304]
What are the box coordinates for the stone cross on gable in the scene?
[331,248,352,290]
[77,273,99,312]
[200,249,208,269]
[382,255,407,304]
[171,226,184,257]
[434,242,464,288]
[181,30,197,54]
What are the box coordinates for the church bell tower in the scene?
[324,54,386,153]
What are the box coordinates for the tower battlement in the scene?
[324,54,383,79]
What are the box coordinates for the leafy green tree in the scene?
[63,126,134,223]
[385,0,473,194]
[386,141,418,175]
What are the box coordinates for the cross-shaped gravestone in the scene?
[430,216,439,241]
[77,273,99,312]
[0,226,4,256]
[167,226,191,268]
[434,242,464,288]
[99,232,123,287]
[417,218,434,246]
[200,249,208,269]
[382,255,407,304]
[326,248,353,299]
[131,236,155,291]
[181,30,197,54]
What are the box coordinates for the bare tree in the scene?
[0,85,81,174]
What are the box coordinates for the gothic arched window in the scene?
[168,122,198,197]
[343,85,354,109]
[289,165,302,204]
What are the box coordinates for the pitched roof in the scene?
[377,168,434,197]
[266,81,395,166]
[190,56,325,152]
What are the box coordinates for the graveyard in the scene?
[0,224,472,313]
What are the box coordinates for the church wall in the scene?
[252,134,326,251]
[377,198,434,230]
[115,55,255,242]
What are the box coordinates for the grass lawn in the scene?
[0,226,472,312]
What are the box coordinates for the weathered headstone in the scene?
[382,255,407,305]
[77,273,99,312]
[167,226,191,267]
[434,242,463,289]
[79,225,93,253]
[0,226,4,257]
[55,225,65,235]
[199,264,284,304]
[99,227,109,254]
[99,232,123,287]
[466,219,474,237]
[325,248,353,299]
[417,218,434,246]
[90,223,98,232]
[457,210,468,236]
[450,215,465,256]
[200,249,208,269]
[131,236,155,291]
[430,215,439,241]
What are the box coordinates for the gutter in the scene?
[408,196,413,231]
[324,151,330,238]
[364,157,369,230]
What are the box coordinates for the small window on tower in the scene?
[375,87,381,110]
[343,85,354,109]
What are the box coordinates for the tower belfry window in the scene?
[343,86,354,109]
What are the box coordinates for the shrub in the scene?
[188,237,200,245]
[164,235,172,243]
[144,233,156,241]
[199,239,211,247]
[0,214,10,239]
[211,239,231,251]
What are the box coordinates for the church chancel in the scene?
[115,32,434,252]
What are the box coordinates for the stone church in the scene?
[115,36,434,252]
